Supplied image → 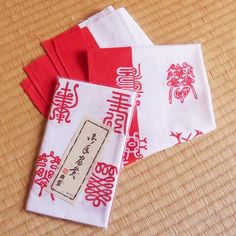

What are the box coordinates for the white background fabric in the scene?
[26,78,136,228]
[83,8,153,47]
[132,44,216,157]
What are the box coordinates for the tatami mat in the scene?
[0,0,235,235]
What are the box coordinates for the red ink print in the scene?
[194,130,203,137]
[167,62,198,104]
[85,162,118,207]
[170,130,203,144]
[116,63,143,106]
[49,82,79,124]
[33,151,61,201]
[123,132,147,165]
[103,91,132,134]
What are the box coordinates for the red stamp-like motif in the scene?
[103,91,132,135]
[170,130,203,144]
[116,63,143,106]
[33,151,61,201]
[84,162,118,207]
[167,62,198,104]
[123,132,147,165]
[49,82,79,124]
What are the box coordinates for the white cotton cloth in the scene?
[88,44,216,164]
[78,5,115,28]
[26,78,136,227]
[80,7,153,47]
[132,44,216,156]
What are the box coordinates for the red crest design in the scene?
[103,91,132,135]
[84,162,118,207]
[49,82,79,124]
[167,62,198,104]
[33,151,61,201]
[170,130,203,144]
[123,132,147,165]
[116,63,143,106]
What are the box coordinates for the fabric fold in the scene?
[26,78,136,227]
[20,78,50,117]
[87,45,216,165]
[23,55,59,105]
[21,6,153,117]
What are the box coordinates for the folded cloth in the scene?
[42,27,98,81]
[26,78,136,227]
[41,7,153,81]
[23,55,58,106]
[88,45,216,165]
[80,7,153,47]
[21,7,113,116]
[21,7,152,117]
[20,78,49,117]
[40,26,79,77]
[78,5,115,28]
[41,5,114,78]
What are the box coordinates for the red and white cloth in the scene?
[80,7,153,47]
[78,5,115,28]
[26,78,136,227]
[88,45,216,165]
[21,6,153,116]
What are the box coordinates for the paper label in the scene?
[47,118,110,204]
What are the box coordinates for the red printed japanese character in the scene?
[84,162,118,207]
[170,130,203,144]
[116,63,143,106]
[33,151,61,201]
[49,82,79,124]
[167,62,198,104]
[103,91,132,135]
[123,132,147,165]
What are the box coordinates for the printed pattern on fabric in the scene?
[167,62,198,104]
[49,82,79,124]
[115,64,148,165]
[116,64,143,106]
[33,151,61,201]
[103,91,132,135]
[170,130,203,144]
[84,162,118,207]
[123,132,147,165]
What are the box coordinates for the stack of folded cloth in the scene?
[21,6,216,228]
